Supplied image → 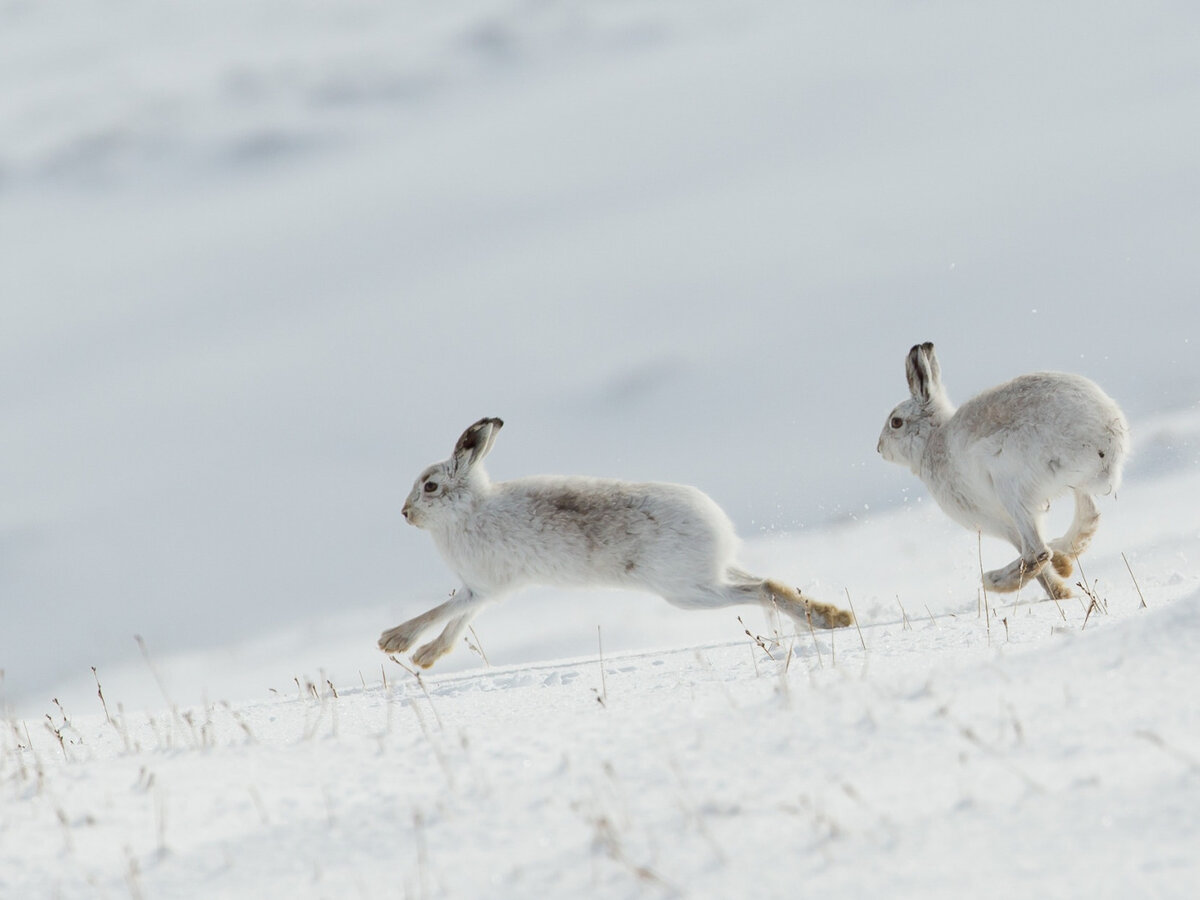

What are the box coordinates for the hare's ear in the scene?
[450,417,504,474]
[905,342,943,406]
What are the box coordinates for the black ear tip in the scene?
[921,341,935,353]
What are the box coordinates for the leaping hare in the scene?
[877,342,1129,600]
[380,417,853,667]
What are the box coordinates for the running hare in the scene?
[877,342,1129,599]
[380,417,853,667]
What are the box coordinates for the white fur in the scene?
[380,417,852,667]
[877,342,1130,599]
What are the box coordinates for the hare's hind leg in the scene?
[1048,490,1102,578]
[985,555,1052,593]
[983,479,1053,593]
[379,587,481,657]
[1035,570,1073,601]
[671,571,852,629]
[759,580,854,629]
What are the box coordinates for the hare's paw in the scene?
[379,623,421,655]
[983,568,1021,593]
[412,636,454,669]
[1050,552,1074,578]
[1037,572,1073,601]
[984,551,1051,593]
[806,598,854,629]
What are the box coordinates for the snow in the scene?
[3,0,1200,896]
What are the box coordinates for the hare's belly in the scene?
[928,479,1012,539]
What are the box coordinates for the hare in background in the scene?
[877,342,1129,600]
[380,417,852,667]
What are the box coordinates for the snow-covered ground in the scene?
[4,468,1199,897]
[3,0,1199,896]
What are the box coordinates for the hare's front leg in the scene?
[413,589,492,667]
[379,587,479,656]
[413,614,474,668]
[982,479,1053,593]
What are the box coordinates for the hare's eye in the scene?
[890,416,904,429]
[423,481,438,493]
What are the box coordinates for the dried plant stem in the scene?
[1048,583,1067,621]
[1073,553,1101,614]
[388,656,443,730]
[806,613,825,669]
[738,615,778,662]
[1122,552,1148,609]
[597,626,608,707]
[976,531,995,627]
[91,667,113,725]
[844,589,867,650]
[467,626,491,667]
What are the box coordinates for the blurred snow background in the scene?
[2,0,1198,710]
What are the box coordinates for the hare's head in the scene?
[877,342,953,473]
[402,417,503,529]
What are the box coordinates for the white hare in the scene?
[379,417,853,667]
[877,342,1129,600]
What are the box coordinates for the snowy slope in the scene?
[3,0,1200,704]
[4,531,1198,898]
[4,446,1200,897]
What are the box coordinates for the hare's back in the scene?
[507,476,732,540]
[949,372,1127,487]
[955,373,1120,436]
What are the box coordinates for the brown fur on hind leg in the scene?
[1051,552,1073,578]
[762,579,854,629]
[804,596,855,628]
[1037,571,1073,601]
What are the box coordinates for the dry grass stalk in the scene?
[91,667,113,726]
[390,656,444,730]
[597,626,609,707]
[805,611,825,669]
[844,588,867,650]
[1122,552,1148,609]
[737,615,778,662]
[977,531,989,619]
[1073,553,1104,614]
[1077,575,1108,630]
[465,626,491,667]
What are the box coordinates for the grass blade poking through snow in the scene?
[1123,552,1148,609]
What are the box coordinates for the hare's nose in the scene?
[401,501,412,520]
